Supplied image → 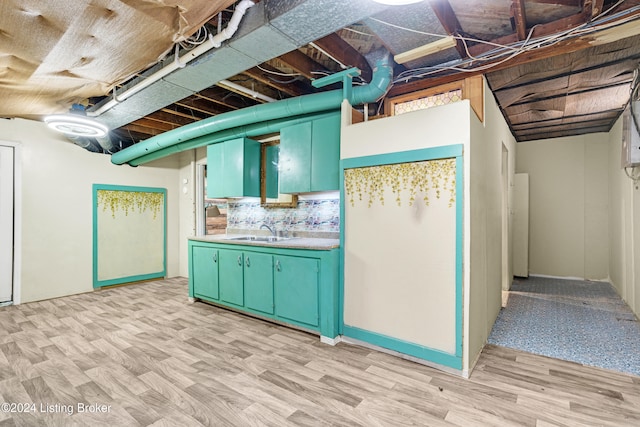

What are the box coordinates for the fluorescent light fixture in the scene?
[373,0,424,5]
[394,36,457,64]
[44,114,109,138]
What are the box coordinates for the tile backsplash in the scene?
[227,197,340,236]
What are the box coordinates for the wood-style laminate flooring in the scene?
[1,277,639,426]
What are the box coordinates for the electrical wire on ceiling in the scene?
[373,0,640,83]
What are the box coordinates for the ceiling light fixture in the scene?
[44,114,109,138]
[372,0,424,5]
[394,36,457,64]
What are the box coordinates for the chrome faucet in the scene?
[260,223,276,236]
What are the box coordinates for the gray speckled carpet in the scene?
[488,276,640,377]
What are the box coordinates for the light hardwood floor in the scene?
[0,278,638,426]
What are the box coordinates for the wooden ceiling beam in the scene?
[532,0,581,5]
[242,65,309,97]
[145,110,197,127]
[121,123,165,137]
[175,98,229,117]
[312,33,373,82]
[589,0,605,18]
[511,0,528,41]
[279,49,329,80]
[129,118,178,132]
[427,0,467,59]
[195,88,248,110]
[387,9,640,98]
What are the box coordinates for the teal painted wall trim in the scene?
[340,143,464,367]
[342,325,463,369]
[92,184,167,289]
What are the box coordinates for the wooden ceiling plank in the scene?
[516,118,612,134]
[518,125,611,141]
[279,49,329,80]
[492,54,640,92]
[467,8,591,57]
[508,79,630,108]
[512,0,528,41]
[388,9,640,98]
[312,33,373,82]
[427,0,467,59]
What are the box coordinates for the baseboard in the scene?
[320,335,342,346]
[528,274,609,283]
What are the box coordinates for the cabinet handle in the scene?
[246,256,250,267]
[275,259,281,272]
[213,253,217,263]
[237,255,242,266]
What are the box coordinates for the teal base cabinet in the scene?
[190,246,219,300]
[219,249,245,306]
[188,240,339,339]
[274,255,319,327]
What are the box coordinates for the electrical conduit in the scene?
[111,55,393,165]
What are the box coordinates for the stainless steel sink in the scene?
[226,235,292,243]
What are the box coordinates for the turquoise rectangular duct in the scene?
[111,56,392,166]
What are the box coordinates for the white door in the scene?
[0,145,14,302]
[513,173,529,278]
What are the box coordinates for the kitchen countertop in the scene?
[188,234,340,250]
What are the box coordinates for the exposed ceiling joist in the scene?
[278,50,330,81]
[242,65,309,97]
[511,0,528,41]
[427,0,467,59]
[312,33,373,82]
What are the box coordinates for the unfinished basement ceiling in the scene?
[1,0,639,149]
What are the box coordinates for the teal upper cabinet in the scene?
[207,137,261,198]
[279,113,340,194]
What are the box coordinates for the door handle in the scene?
[275,259,281,272]
[213,253,217,263]
[237,255,242,266]
[246,256,250,267]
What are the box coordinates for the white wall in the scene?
[516,133,609,280]
[467,81,516,370]
[608,117,640,317]
[0,118,181,303]
[178,147,207,277]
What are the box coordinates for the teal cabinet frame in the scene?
[188,240,340,339]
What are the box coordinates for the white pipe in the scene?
[88,0,255,117]
[217,79,276,103]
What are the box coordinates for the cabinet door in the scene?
[206,143,224,198]
[310,114,340,192]
[206,138,260,198]
[219,249,244,306]
[279,122,312,194]
[274,255,319,327]
[244,252,274,314]
[192,246,219,300]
